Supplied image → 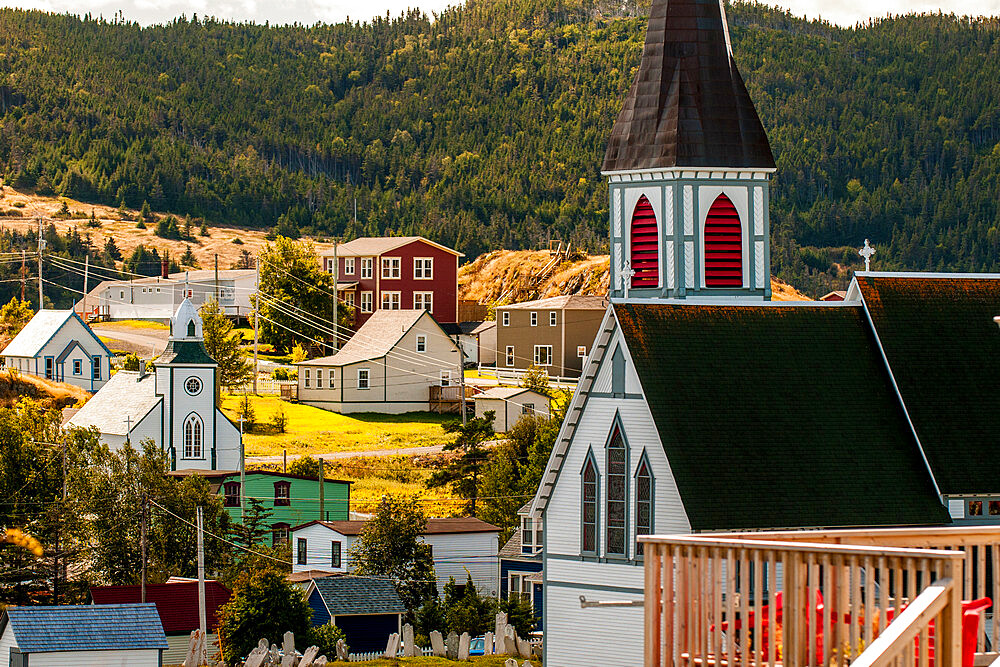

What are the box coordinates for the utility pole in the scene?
[238,418,245,522]
[82,254,89,319]
[141,493,147,603]
[214,253,219,302]
[318,457,325,520]
[37,218,43,308]
[458,340,467,426]
[20,249,25,302]
[331,240,338,351]
[196,506,207,642]
[53,442,67,605]
[253,258,259,395]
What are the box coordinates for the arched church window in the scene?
[606,427,627,556]
[581,453,599,554]
[704,194,743,287]
[187,320,196,337]
[183,413,203,458]
[629,196,659,288]
[636,456,653,555]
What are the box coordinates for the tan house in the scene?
[495,295,607,378]
[474,386,551,432]
[295,309,462,414]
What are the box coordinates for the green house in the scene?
[215,470,352,544]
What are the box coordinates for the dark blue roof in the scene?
[1,604,168,652]
[311,576,406,616]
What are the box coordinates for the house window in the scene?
[316,369,323,388]
[274,481,291,506]
[582,455,598,553]
[183,413,203,459]
[502,312,510,326]
[630,195,659,288]
[360,258,373,279]
[509,572,533,601]
[358,368,370,390]
[505,346,515,366]
[332,541,342,568]
[272,523,290,546]
[530,312,537,327]
[304,369,311,388]
[969,500,983,516]
[577,346,587,358]
[704,193,743,287]
[416,335,427,353]
[381,292,401,310]
[440,371,451,386]
[636,458,653,555]
[533,345,552,366]
[345,292,355,309]
[381,257,401,279]
[360,292,373,313]
[44,357,53,379]
[344,258,355,275]
[414,257,433,279]
[224,481,241,507]
[606,428,627,556]
[549,312,557,326]
[522,403,535,415]
[297,538,308,565]
[329,370,336,389]
[73,359,82,375]
[991,501,1000,516]
[414,292,433,312]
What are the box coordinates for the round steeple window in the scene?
[185,377,203,396]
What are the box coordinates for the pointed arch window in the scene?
[704,194,743,287]
[629,195,659,288]
[581,453,599,554]
[606,427,627,556]
[187,320,196,337]
[636,455,654,556]
[183,413,203,459]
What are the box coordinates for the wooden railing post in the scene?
[646,542,662,667]
[938,555,964,667]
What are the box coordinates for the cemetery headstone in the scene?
[336,639,348,662]
[494,612,508,653]
[446,631,459,660]
[402,623,416,657]
[299,645,319,667]
[504,659,520,667]
[484,631,494,655]
[458,632,470,660]
[384,632,400,658]
[430,630,446,657]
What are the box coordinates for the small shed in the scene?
[305,576,406,652]
[0,603,167,667]
[474,386,550,432]
[91,580,231,664]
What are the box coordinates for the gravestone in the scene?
[299,646,319,667]
[484,631,494,655]
[335,639,348,662]
[522,662,533,667]
[494,613,508,654]
[384,632,400,658]
[402,623,416,657]
[243,642,268,667]
[268,644,281,666]
[517,636,532,659]
[446,631,459,660]
[314,658,327,667]
[458,632,470,660]
[503,624,518,655]
[504,659,519,667]
[430,631,446,657]
[183,629,200,667]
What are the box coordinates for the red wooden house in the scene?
[319,236,462,328]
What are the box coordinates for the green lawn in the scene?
[98,319,169,330]
[221,394,455,456]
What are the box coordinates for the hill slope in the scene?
[1,1,1000,296]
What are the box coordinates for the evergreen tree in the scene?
[426,412,496,516]
[200,298,253,398]
[256,237,335,353]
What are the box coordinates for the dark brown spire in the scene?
[602,0,775,172]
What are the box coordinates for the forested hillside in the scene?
[1,1,1000,295]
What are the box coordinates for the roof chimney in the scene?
[161,259,169,279]
[139,360,147,378]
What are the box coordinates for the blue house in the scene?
[305,575,405,652]
[0,603,167,667]
[498,503,543,630]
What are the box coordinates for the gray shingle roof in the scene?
[312,576,406,616]
[318,236,461,258]
[497,295,607,311]
[66,370,161,435]
[475,387,536,400]
[1,310,74,357]
[298,309,432,367]
[1,604,167,652]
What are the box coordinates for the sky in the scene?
[1,0,999,28]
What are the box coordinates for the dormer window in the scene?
[520,515,543,555]
[187,320,196,337]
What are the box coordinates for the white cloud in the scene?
[0,0,997,27]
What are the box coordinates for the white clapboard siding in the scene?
[29,649,161,667]
[0,625,18,656]
[163,633,218,665]
[546,583,646,667]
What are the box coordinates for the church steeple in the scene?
[604,0,776,301]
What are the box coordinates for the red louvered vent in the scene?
[704,194,743,287]
[630,196,659,288]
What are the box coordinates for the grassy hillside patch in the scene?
[221,394,455,456]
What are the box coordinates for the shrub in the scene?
[271,403,288,433]
[307,623,347,658]
[217,569,312,664]
[238,393,255,431]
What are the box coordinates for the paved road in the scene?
[247,443,448,464]
[91,324,168,356]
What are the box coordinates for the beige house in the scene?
[495,295,607,378]
[295,309,462,414]
[474,386,550,432]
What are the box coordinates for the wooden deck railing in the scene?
[641,534,977,667]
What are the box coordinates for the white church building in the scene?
[66,299,242,472]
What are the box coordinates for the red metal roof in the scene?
[90,581,231,634]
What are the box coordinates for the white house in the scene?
[1,309,112,391]
[470,320,497,367]
[84,269,257,321]
[291,517,501,595]
[295,309,462,414]
[0,603,167,667]
[473,386,550,432]
[66,299,242,472]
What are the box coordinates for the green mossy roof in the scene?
[157,339,217,366]
[856,275,1000,495]
[614,302,950,531]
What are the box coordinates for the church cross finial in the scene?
[125,415,134,443]
[859,239,876,272]
[622,259,636,300]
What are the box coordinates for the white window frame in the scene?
[304,369,311,388]
[381,257,401,279]
[578,345,587,358]
[328,368,336,389]
[360,292,373,313]
[358,368,370,390]
[533,345,552,366]
[414,257,434,279]
[183,413,204,459]
[549,311,557,326]
[509,571,534,601]
[381,291,401,310]
[440,370,451,386]
[522,403,535,415]
[316,369,323,388]
[360,258,373,279]
[530,312,537,327]
[505,346,515,366]
[344,258,355,275]
[345,292,356,309]
[416,335,427,353]
[414,291,433,312]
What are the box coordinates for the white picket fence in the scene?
[229,378,296,395]
[347,646,433,661]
